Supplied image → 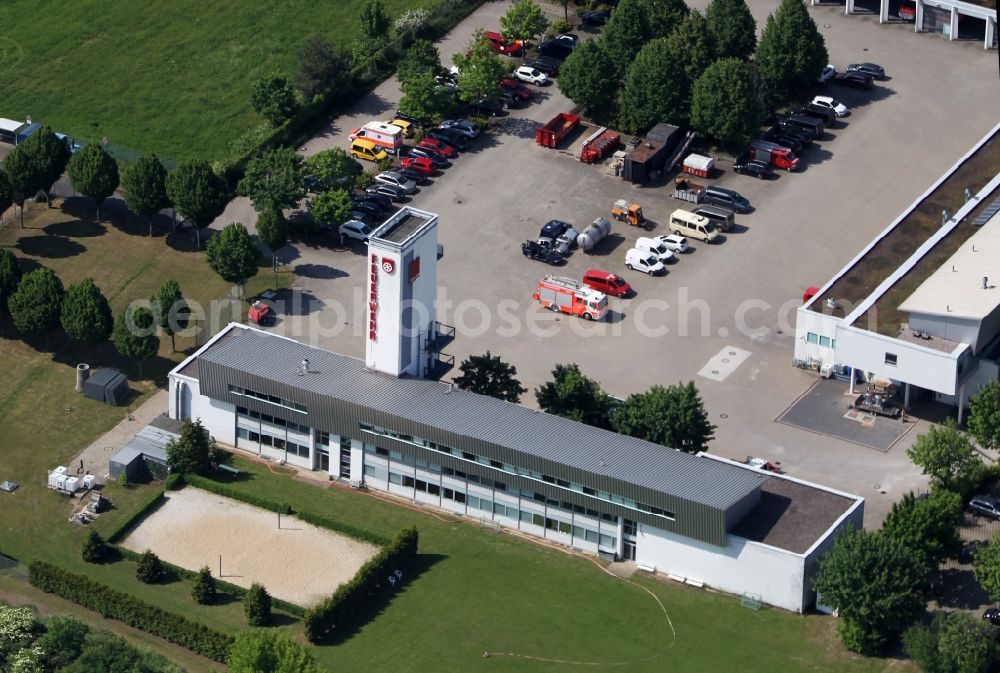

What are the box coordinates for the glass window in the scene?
[520,510,533,523]
[249,431,260,442]
[585,529,599,543]
[375,447,389,457]
[390,450,404,461]
[558,521,571,534]
[237,427,248,439]
[364,464,376,476]
[599,534,615,548]
[819,336,832,348]
[807,332,819,344]
[389,472,402,485]
[427,483,440,496]
[463,451,477,461]
[415,479,427,492]
[402,476,415,488]
[273,438,285,450]
[532,514,544,527]
[468,496,480,510]
[885,353,897,366]
[260,435,273,447]
[494,502,507,516]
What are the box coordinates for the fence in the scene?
[0,553,29,582]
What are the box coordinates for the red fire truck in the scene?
[532,275,608,321]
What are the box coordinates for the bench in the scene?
[684,578,705,589]
[636,562,656,573]
[667,573,686,584]
[217,464,240,477]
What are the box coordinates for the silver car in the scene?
[375,171,417,194]
[439,119,481,138]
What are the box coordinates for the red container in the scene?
[535,113,580,148]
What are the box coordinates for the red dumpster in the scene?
[580,128,621,163]
[535,113,580,148]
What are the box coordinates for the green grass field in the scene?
[0,0,442,162]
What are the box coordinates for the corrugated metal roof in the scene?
[198,326,766,510]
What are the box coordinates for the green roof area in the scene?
[811,130,1000,328]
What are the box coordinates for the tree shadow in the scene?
[15,234,86,259]
[292,263,349,280]
[930,567,992,610]
[312,553,446,647]
[43,217,107,238]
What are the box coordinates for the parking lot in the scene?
[232,0,1000,526]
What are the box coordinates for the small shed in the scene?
[622,124,683,184]
[83,368,129,406]
[109,416,179,481]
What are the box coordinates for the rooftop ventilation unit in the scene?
[298,358,310,376]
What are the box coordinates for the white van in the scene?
[669,209,719,243]
[624,248,666,275]
[635,236,675,264]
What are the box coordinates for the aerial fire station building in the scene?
[168,207,863,613]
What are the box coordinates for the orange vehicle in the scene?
[611,199,644,227]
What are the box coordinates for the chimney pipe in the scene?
[984,277,989,290]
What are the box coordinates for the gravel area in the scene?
[121,487,379,608]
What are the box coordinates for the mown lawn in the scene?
[0,0,443,162]
[0,200,292,655]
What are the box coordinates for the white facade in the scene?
[365,208,440,378]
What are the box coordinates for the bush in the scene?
[106,490,165,543]
[184,475,291,514]
[304,526,419,642]
[243,583,272,626]
[28,561,233,661]
[376,156,396,173]
[191,566,218,605]
[136,549,165,584]
[551,19,574,33]
[165,473,185,491]
[35,617,89,671]
[355,172,375,191]
[81,531,107,563]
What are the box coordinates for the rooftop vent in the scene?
[298,359,310,376]
[984,276,990,290]
[824,297,837,311]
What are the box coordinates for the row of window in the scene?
[359,423,675,522]
[387,471,616,548]
[237,427,309,458]
[805,332,835,348]
[229,385,307,414]
[236,407,310,435]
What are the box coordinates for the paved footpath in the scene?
[70,389,168,480]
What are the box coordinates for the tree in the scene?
[192,566,218,605]
[66,143,120,221]
[310,189,352,229]
[904,611,998,673]
[600,0,652,79]
[813,527,927,655]
[0,168,12,224]
[62,632,177,673]
[399,71,456,122]
[535,363,614,428]
[499,0,549,44]
[237,147,304,215]
[165,418,217,475]
[2,143,43,228]
[452,34,508,106]
[60,278,113,345]
[294,35,351,100]
[360,0,391,42]
[0,605,39,662]
[8,267,64,337]
[166,160,228,248]
[304,149,363,193]
[454,352,527,403]
[755,0,829,103]
[227,630,320,673]
[394,8,432,40]
[968,380,1000,453]
[8,646,43,673]
[150,279,187,353]
[666,10,717,84]
[256,208,289,289]
[22,126,71,208]
[706,0,757,60]
[881,490,963,571]
[557,40,620,125]
[249,73,299,127]
[112,305,159,377]
[0,249,22,314]
[691,58,767,151]
[620,39,690,133]
[136,549,165,583]
[81,530,107,563]
[612,382,715,453]
[640,0,690,39]
[397,39,444,85]
[34,617,89,672]
[206,222,262,297]
[243,583,272,627]
[973,532,1000,602]
[122,153,169,237]
[907,418,984,496]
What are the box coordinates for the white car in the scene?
[374,171,417,194]
[439,119,480,138]
[656,234,689,254]
[635,237,675,264]
[811,95,849,117]
[817,64,835,84]
[624,248,665,276]
[339,220,373,242]
[513,66,548,86]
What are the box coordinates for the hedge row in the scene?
[28,560,234,661]
[304,526,418,642]
[184,475,390,545]
[106,489,166,543]
[112,547,305,617]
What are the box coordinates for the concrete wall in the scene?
[636,524,808,612]
[794,308,843,365]
[835,324,964,394]
[908,313,981,351]
[170,373,235,445]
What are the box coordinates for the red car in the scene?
[582,269,633,298]
[400,157,436,175]
[483,31,524,56]
[499,78,533,101]
[417,137,458,158]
